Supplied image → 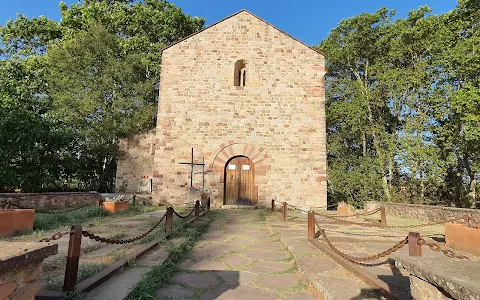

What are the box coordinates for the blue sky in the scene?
[0,0,458,45]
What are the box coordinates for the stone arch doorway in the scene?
[224,156,257,205]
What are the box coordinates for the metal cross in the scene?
[179,148,205,187]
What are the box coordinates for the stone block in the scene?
[445,223,480,255]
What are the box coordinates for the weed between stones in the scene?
[125,212,214,299]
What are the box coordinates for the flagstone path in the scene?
[156,210,320,300]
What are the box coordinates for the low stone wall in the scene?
[0,242,58,300]
[364,201,480,222]
[0,192,101,209]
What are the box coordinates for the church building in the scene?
[115,10,327,208]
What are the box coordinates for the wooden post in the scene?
[165,207,173,236]
[195,200,200,217]
[63,225,82,291]
[380,205,386,225]
[282,202,287,221]
[308,211,315,239]
[132,194,136,206]
[271,199,275,212]
[408,232,422,257]
[207,197,210,210]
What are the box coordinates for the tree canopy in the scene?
[0,0,204,192]
[318,0,480,207]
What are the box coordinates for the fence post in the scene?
[207,197,210,210]
[408,232,422,257]
[195,200,200,217]
[165,207,173,236]
[271,199,275,212]
[282,202,287,221]
[380,205,386,225]
[308,211,315,239]
[63,225,82,292]
[132,194,136,206]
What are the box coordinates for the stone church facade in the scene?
[115,10,327,208]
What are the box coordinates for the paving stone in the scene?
[88,267,150,300]
[157,284,195,298]
[217,270,256,285]
[179,260,228,271]
[221,255,252,268]
[174,272,218,288]
[245,241,284,251]
[245,261,292,274]
[201,284,278,300]
[285,292,319,300]
[136,245,168,267]
[242,249,290,260]
[311,274,375,300]
[256,274,300,290]
[296,256,339,274]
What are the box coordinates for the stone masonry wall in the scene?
[152,11,327,208]
[0,192,101,209]
[365,201,480,222]
[0,242,57,300]
[116,130,155,193]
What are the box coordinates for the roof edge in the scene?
[161,9,326,57]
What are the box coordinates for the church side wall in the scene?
[115,130,155,193]
[153,12,327,207]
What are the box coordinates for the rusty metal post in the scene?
[207,197,210,210]
[63,225,82,291]
[165,207,173,235]
[195,200,200,217]
[408,232,422,257]
[308,211,315,239]
[282,202,287,221]
[271,199,275,212]
[380,205,386,225]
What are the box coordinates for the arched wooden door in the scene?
[224,156,256,205]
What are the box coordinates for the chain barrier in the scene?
[39,230,73,242]
[417,238,469,260]
[316,221,408,262]
[273,199,338,212]
[312,210,463,229]
[333,207,382,218]
[4,201,94,214]
[82,213,167,244]
[173,207,195,219]
[321,228,409,238]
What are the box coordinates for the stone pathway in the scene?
[157,210,319,300]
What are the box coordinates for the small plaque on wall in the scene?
[242,165,250,170]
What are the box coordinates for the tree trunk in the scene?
[470,171,477,208]
[362,133,367,157]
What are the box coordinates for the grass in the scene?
[78,262,108,282]
[19,204,164,235]
[125,212,214,299]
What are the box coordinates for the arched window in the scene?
[234,60,247,87]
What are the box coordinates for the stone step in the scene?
[87,267,150,300]
[85,236,187,299]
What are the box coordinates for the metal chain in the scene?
[313,210,462,228]
[39,230,73,242]
[82,214,166,244]
[322,228,408,238]
[333,207,381,218]
[316,221,408,262]
[5,201,94,214]
[173,207,195,219]
[417,238,469,260]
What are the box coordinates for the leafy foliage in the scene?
[0,0,204,192]
[319,1,480,207]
